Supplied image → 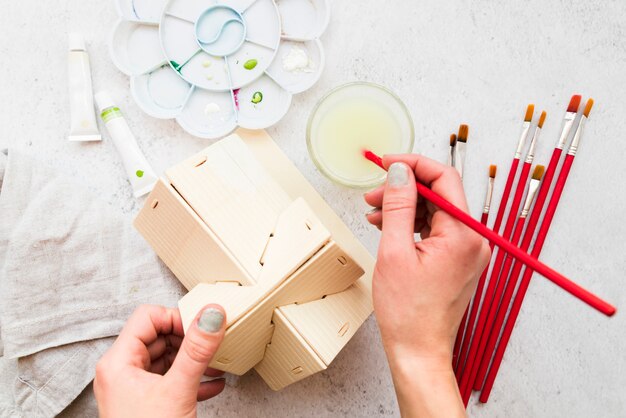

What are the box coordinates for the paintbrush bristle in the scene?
[532,165,545,180]
[568,95,582,113]
[450,134,457,147]
[524,104,534,122]
[489,165,497,178]
[584,99,594,117]
[538,111,547,128]
[457,125,469,143]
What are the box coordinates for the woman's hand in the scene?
[94,304,227,418]
[364,155,490,417]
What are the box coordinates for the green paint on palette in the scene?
[136,170,144,178]
[243,59,257,70]
[170,60,181,72]
[251,91,263,104]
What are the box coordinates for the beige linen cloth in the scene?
[0,149,185,417]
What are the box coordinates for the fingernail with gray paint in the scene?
[365,207,380,217]
[198,308,224,333]
[387,163,409,187]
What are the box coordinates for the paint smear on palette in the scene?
[243,59,257,70]
[251,91,263,104]
[233,89,240,109]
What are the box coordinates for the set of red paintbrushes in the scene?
[363,94,616,405]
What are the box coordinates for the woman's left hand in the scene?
[94,304,227,418]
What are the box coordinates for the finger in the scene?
[367,205,426,227]
[382,154,469,237]
[147,337,167,361]
[368,210,426,232]
[149,349,178,375]
[109,305,183,369]
[166,305,226,394]
[197,379,226,402]
[366,186,425,210]
[205,367,225,377]
[380,162,418,250]
[382,154,468,210]
[364,185,385,207]
[365,208,382,226]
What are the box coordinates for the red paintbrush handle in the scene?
[475,148,561,400]
[479,152,581,402]
[466,162,531,391]
[473,215,526,389]
[456,160,517,382]
[460,162,532,398]
[453,307,469,369]
[455,254,489,379]
[453,212,490,372]
[415,179,614,315]
[363,150,615,317]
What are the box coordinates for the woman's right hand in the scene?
[364,154,490,417]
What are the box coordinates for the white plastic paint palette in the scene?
[110,0,329,138]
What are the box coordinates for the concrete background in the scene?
[1,0,625,416]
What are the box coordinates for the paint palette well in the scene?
[110,0,329,138]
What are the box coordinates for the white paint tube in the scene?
[94,91,157,198]
[68,33,101,141]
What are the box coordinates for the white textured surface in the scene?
[1,0,625,416]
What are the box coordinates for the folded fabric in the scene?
[0,149,185,417]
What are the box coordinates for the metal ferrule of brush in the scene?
[568,117,586,156]
[482,178,494,214]
[514,122,531,159]
[520,179,541,218]
[556,112,576,149]
[524,128,541,164]
[447,146,455,167]
[454,143,466,179]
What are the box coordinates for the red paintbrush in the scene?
[455,105,534,379]
[478,98,595,403]
[460,110,547,398]
[362,149,613,317]
[453,164,496,371]
[459,109,545,400]
[472,164,545,390]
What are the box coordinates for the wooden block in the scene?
[179,216,362,375]
[211,319,275,375]
[237,128,375,294]
[178,198,333,333]
[254,309,326,391]
[134,179,252,290]
[166,136,292,280]
[135,131,376,390]
[278,280,373,366]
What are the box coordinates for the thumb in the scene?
[167,304,226,392]
[380,162,418,249]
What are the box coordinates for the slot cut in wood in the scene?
[194,156,207,167]
[259,233,274,266]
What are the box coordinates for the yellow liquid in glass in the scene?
[315,98,403,185]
